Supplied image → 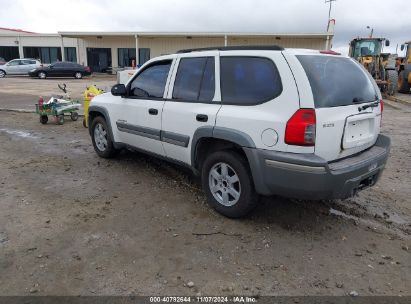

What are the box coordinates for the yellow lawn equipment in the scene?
[83,85,104,128]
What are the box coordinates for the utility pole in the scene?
[325,0,337,31]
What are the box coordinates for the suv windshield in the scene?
[297,55,377,108]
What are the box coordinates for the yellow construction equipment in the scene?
[349,37,397,95]
[396,42,411,93]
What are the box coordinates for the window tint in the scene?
[172,57,215,101]
[199,58,215,101]
[22,60,35,65]
[220,57,282,105]
[8,60,21,66]
[129,60,171,98]
[297,55,377,108]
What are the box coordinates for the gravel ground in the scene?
[0,92,410,296]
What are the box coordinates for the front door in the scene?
[112,59,174,156]
[6,59,22,74]
[161,52,221,165]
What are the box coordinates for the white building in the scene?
[0,27,334,72]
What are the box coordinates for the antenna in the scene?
[325,0,337,31]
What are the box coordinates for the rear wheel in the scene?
[38,71,46,79]
[0,70,5,78]
[387,70,398,95]
[201,150,258,218]
[91,116,118,158]
[398,70,411,93]
[74,72,83,79]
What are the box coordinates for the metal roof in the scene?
[57,31,333,39]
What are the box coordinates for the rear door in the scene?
[161,51,221,165]
[287,53,381,161]
[21,60,36,74]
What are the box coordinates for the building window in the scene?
[118,48,136,67]
[139,48,150,65]
[0,46,19,61]
[23,47,62,64]
[64,47,77,62]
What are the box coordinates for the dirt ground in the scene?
[0,86,410,296]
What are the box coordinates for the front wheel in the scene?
[38,71,46,79]
[40,115,48,124]
[91,116,118,158]
[201,150,258,218]
[0,70,5,78]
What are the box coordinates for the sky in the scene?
[1,0,410,56]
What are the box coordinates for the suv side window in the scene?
[8,60,21,66]
[220,57,282,105]
[172,57,215,102]
[129,60,172,98]
[22,60,36,65]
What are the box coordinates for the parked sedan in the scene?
[29,61,91,79]
[0,58,41,78]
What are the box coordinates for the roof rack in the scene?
[177,45,284,53]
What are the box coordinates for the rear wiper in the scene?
[352,97,364,103]
[358,101,379,112]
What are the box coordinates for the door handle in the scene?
[148,108,158,115]
[196,114,208,122]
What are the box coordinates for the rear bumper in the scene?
[244,134,391,200]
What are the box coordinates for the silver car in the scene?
[0,58,41,78]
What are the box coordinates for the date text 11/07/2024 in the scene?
[149,296,257,303]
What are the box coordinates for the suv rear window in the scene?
[297,55,377,108]
[220,57,282,105]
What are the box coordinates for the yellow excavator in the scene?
[396,41,411,93]
[348,37,397,95]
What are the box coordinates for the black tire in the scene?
[70,112,79,121]
[0,70,5,78]
[38,71,46,79]
[90,116,118,158]
[56,115,64,125]
[74,72,83,79]
[387,70,398,96]
[40,115,48,124]
[398,70,411,93]
[201,150,258,218]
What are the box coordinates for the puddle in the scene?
[0,128,38,139]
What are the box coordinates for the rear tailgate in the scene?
[296,54,382,162]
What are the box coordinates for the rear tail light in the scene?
[85,66,91,72]
[380,99,384,127]
[285,109,316,146]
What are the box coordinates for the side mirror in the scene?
[400,44,405,51]
[111,84,126,96]
[385,40,390,47]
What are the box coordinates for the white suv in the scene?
[88,46,390,218]
[0,58,41,77]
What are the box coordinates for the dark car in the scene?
[0,57,6,65]
[28,61,91,79]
